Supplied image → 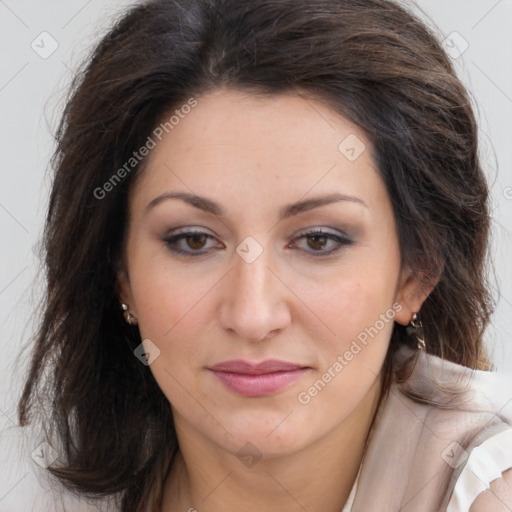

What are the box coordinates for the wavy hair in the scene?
[18,0,494,510]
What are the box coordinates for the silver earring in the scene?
[121,303,138,326]
[409,312,426,350]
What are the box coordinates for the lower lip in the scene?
[209,369,308,397]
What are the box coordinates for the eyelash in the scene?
[162,228,354,258]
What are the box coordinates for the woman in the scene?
[18,0,512,510]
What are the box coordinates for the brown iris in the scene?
[307,233,328,251]
[186,233,208,250]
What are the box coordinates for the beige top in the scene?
[341,345,512,511]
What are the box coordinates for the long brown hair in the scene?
[18,0,494,510]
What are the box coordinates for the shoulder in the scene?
[390,346,512,511]
[468,467,512,511]
[446,428,512,511]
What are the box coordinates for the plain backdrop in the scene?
[1,0,511,509]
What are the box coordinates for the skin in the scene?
[117,87,429,511]
[469,469,512,511]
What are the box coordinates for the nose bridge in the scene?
[219,241,290,340]
[231,245,275,313]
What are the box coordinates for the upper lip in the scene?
[208,359,308,374]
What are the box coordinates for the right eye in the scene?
[162,230,224,257]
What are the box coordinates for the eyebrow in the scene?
[145,191,367,220]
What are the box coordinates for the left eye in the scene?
[289,229,353,256]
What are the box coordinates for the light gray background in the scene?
[1,0,511,509]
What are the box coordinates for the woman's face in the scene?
[118,87,423,458]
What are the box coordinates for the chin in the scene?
[206,409,317,459]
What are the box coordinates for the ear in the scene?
[116,267,137,317]
[393,265,438,325]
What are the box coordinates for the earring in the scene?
[408,312,426,350]
[120,303,138,326]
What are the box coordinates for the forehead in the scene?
[130,87,386,216]
[150,88,365,159]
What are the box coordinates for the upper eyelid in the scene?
[293,226,350,237]
[164,225,349,238]
[164,229,220,244]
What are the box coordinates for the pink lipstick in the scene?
[208,359,309,397]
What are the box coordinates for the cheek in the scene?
[303,269,395,342]
[129,255,217,341]
[129,269,213,400]
[295,277,395,421]
[301,265,399,392]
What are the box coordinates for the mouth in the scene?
[207,359,310,397]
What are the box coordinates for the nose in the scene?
[218,245,291,342]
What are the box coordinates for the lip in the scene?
[209,359,306,374]
[208,359,310,397]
